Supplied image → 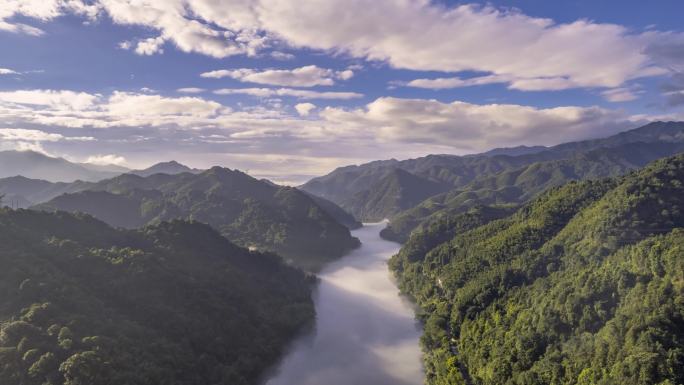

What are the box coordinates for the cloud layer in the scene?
[201,65,353,87]
[3,0,683,92]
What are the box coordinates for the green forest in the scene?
[34,167,360,271]
[389,154,684,385]
[0,209,315,385]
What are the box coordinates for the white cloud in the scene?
[134,36,166,55]
[106,92,222,118]
[0,68,18,75]
[85,154,127,166]
[271,51,295,60]
[318,97,636,150]
[0,128,64,142]
[0,0,99,36]
[214,87,363,100]
[0,89,100,110]
[601,87,639,102]
[177,87,206,94]
[201,65,353,87]
[0,128,94,155]
[404,74,510,89]
[295,102,316,116]
[6,0,679,91]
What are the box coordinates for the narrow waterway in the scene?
[264,222,424,385]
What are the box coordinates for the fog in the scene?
[264,223,424,385]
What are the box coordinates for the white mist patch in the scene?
[371,339,424,382]
[264,223,423,385]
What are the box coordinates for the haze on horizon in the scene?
[1,0,684,184]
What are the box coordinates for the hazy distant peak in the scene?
[479,145,549,157]
[132,160,202,177]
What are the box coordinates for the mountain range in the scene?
[0,151,203,183]
[31,167,360,270]
[301,121,684,241]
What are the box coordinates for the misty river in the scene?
[263,222,424,385]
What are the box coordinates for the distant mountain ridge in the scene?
[0,151,126,182]
[301,121,684,239]
[131,160,203,177]
[34,166,360,270]
[0,150,206,184]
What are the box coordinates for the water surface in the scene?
[264,222,424,385]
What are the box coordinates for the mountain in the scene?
[301,121,684,232]
[0,176,94,208]
[381,140,684,242]
[388,154,684,385]
[0,151,127,182]
[303,192,362,229]
[131,161,202,177]
[0,208,314,385]
[34,167,360,270]
[343,168,452,220]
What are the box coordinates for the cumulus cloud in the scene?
[85,154,127,166]
[319,97,636,150]
[0,0,99,35]
[5,0,683,91]
[201,65,353,87]
[214,87,363,100]
[295,102,316,116]
[0,128,94,155]
[0,90,100,110]
[0,68,18,75]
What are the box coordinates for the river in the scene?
[263,222,424,385]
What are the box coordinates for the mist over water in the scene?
[264,223,424,385]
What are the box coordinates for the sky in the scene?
[1,0,683,184]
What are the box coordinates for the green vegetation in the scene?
[389,154,684,385]
[301,121,684,233]
[0,209,315,385]
[34,167,360,271]
[383,141,684,242]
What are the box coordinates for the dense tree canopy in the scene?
[390,154,684,385]
[0,209,315,385]
[34,167,360,271]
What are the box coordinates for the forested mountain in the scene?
[302,121,684,238]
[342,168,452,221]
[34,167,360,270]
[0,151,126,182]
[0,209,314,385]
[382,140,684,242]
[0,161,203,208]
[389,154,684,385]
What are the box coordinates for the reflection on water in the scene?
[264,223,424,385]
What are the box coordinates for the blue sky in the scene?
[0,0,683,183]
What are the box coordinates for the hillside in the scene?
[301,122,684,225]
[34,167,360,270]
[382,140,684,242]
[388,154,684,385]
[342,168,451,221]
[0,209,314,385]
